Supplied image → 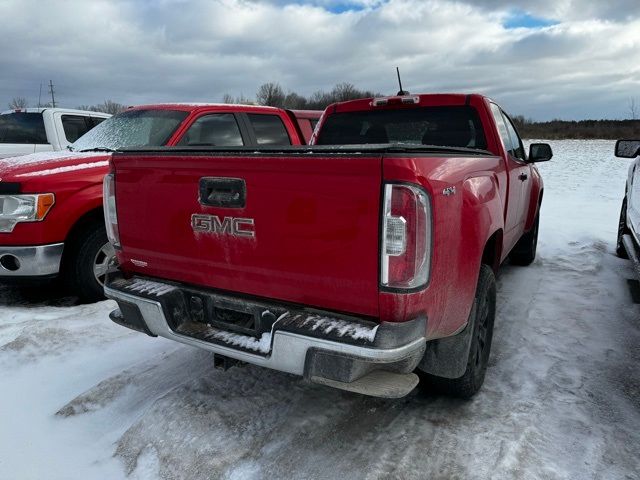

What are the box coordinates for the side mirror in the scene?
[615,140,640,158]
[528,143,552,163]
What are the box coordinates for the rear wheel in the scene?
[64,222,115,302]
[419,264,496,399]
[617,198,629,259]
[510,214,539,266]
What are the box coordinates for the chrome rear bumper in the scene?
[105,274,427,397]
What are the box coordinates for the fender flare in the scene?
[419,176,503,377]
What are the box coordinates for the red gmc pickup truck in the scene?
[104,93,552,398]
[0,104,319,301]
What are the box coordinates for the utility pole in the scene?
[48,80,56,108]
[38,82,42,108]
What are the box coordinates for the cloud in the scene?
[0,0,639,120]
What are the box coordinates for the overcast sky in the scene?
[1,0,639,120]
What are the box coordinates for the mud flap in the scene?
[417,303,476,379]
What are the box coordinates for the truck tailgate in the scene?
[113,152,382,317]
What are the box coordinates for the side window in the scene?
[0,113,47,144]
[91,116,107,127]
[247,114,291,145]
[177,114,244,146]
[502,113,526,161]
[489,103,513,154]
[61,115,92,143]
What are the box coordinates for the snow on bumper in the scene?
[105,274,427,397]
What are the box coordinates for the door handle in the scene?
[199,177,246,208]
[519,173,528,181]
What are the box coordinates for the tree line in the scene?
[223,82,382,110]
[512,116,640,140]
[8,87,640,139]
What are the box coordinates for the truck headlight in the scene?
[0,193,55,233]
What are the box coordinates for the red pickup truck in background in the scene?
[104,93,552,398]
[0,104,319,301]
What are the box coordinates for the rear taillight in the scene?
[381,183,431,289]
[103,173,120,248]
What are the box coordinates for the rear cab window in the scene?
[247,114,291,145]
[315,106,487,149]
[0,112,48,144]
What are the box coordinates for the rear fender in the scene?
[460,174,504,277]
[419,176,502,376]
[380,156,504,339]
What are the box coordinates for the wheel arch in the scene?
[61,207,105,267]
[481,228,504,273]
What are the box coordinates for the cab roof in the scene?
[327,93,490,113]
[0,107,111,116]
[126,103,284,113]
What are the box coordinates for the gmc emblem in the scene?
[191,214,255,238]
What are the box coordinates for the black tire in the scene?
[64,222,113,302]
[419,264,496,399]
[510,214,539,266]
[617,198,629,259]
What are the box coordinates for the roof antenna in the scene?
[396,67,409,96]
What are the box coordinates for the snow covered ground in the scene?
[0,140,638,480]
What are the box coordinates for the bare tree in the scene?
[629,97,638,120]
[307,90,332,110]
[283,92,307,109]
[76,100,126,114]
[331,82,359,102]
[8,97,28,109]
[221,93,255,105]
[304,84,382,110]
[98,100,126,114]
[256,82,286,107]
[511,115,532,130]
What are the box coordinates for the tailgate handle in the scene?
[199,177,246,208]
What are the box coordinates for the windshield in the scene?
[315,106,487,149]
[0,112,47,144]
[71,109,189,151]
